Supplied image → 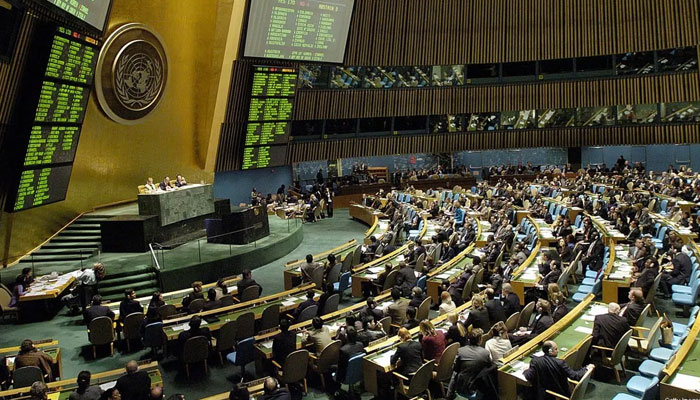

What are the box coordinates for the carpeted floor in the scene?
[0,208,691,399]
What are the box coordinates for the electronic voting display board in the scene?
[4,24,99,212]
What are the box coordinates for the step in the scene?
[51,235,102,243]
[57,229,101,237]
[78,215,113,220]
[98,280,159,296]
[103,265,154,280]
[31,248,98,256]
[63,226,101,233]
[42,241,102,249]
[100,272,157,287]
[18,251,96,263]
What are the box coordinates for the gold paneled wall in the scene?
[1,0,241,264]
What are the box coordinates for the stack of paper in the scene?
[374,349,396,367]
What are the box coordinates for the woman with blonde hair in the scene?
[446,311,466,345]
[419,319,446,363]
[439,290,456,315]
[463,294,490,332]
[484,321,512,363]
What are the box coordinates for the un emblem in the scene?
[96,23,168,125]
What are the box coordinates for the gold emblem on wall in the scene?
[96,23,169,125]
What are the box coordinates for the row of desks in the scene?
[0,361,161,400]
[0,340,62,380]
[497,294,599,399]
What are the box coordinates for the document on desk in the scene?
[282,300,297,307]
[374,349,396,367]
[510,360,529,381]
[369,266,384,273]
[575,326,593,335]
[671,373,700,389]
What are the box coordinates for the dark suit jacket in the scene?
[396,266,417,295]
[337,342,364,380]
[358,329,385,346]
[84,305,115,323]
[523,355,587,400]
[502,293,521,317]
[485,299,507,325]
[671,253,692,282]
[530,314,554,336]
[272,331,297,364]
[552,304,569,323]
[633,267,658,298]
[592,313,630,349]
[115,370,151,400]
[237,278,262,297]
[119,299,144,322]
[390,340,423,375]
[177,327,211,357]
[620,301,645,327]
[465,307,491,332]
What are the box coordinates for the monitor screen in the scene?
[244,0,355,63]
[39,0,111,31]
[10,165,73,212]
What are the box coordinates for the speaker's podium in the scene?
[205,205,269,244]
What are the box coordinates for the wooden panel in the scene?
[287,125,700,163]
[294,73,700,120]
[342,0,699,65]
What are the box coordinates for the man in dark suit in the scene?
[445,330,493,399]
[660,245,693,297]
[395,261,417,296]
[408,287,426,309]
[390,328,423,376]
[258,377,291,400]
[359,297,384,321]
[177,316,211,359]
[620,288,645,327]
[501,283,521,318]
[84,295,115,324]
[387,287,410,325]
[272,319,297,365]
[336,327,364,383]
[115,360,151,400]
[237,269,262,298]
[293,290,318,320]
[524,341,593,400]
[632,258,659,298]
[203,288,222,311]
[581,234,605,272]
[592,303,630,350]
[357,316,386,346]
[510,299,553,346]
[484,288,507,326]
[551,293,569,323]
[118,289,143,332]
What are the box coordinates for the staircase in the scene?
[97,264,160,302]
[18,215,108,267]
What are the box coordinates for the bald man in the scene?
[592,303,630,349]
[115,360,151,400]
[258,377,290,400]
[524,341,593,400]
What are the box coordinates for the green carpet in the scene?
[0,208,693,400]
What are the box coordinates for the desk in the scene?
[283,240,357,290]
[0,340,62,380]
[0,361,161,399]
[351,246,410,298]
[498,295,598,400]
[661,313,700,399]
[20,272,77,302]
[202,378,266,400]
[602,245,633,303]
[104,276,241,318]
[138,184,214,226]
[362,298,474,396]
[162,285,318,341]
[426,248,484,303]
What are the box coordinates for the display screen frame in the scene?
[31,0,112,33]
[240,0,356,65]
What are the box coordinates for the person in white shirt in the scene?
[485,321,512,364]
[438,290,456,315]
[144,177,157,193]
